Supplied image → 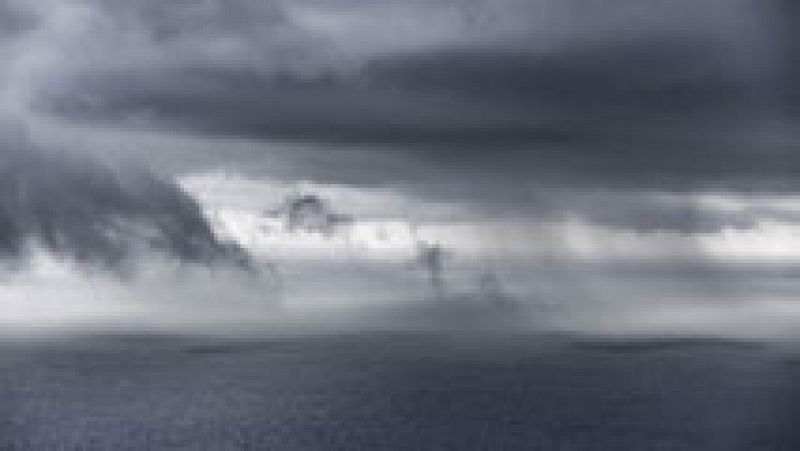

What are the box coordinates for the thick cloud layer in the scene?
[0,0,796,235]
[17,0,791,195]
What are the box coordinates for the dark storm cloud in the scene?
[0,124,249,272]
[775,0,800,116]
[38,37,785,189]
[13,0,799,235]
[42,36,757,143]
[38,63,577,146]
[366,40,761,115]
[32,0,791,184]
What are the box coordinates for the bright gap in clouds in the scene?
[181,172,800,263]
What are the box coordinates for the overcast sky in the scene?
[0,0,799,334]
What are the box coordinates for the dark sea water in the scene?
[1,332,798,450]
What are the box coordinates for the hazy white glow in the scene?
[211,208,419,260]
[179,172,466,221]
[183,172,800,263]
[609,299,800,338]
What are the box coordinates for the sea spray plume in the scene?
[0,123,251,273]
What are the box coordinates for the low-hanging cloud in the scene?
[0,123,250,273]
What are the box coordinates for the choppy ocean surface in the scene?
[1,332,798,450]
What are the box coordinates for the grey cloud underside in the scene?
[778,0,800,116]
[40,64,577,146]
[0,137,250,272]
[13,0,800,237]
[38,37,795,188]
